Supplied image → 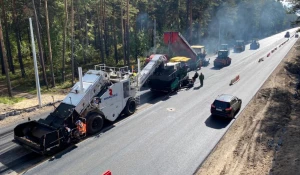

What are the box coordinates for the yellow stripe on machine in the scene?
[169,56,191,62]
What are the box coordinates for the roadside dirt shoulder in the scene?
[0,93,66,126]
[196,40,300,175]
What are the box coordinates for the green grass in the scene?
[0,96,26,105]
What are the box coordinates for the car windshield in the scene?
[218,51,227,57]
[214,100,230,108]
[193,48,202,54]
[236,42,243,45]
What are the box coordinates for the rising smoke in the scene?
[190,0,297,54]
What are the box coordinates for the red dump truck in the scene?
[163,32,204,70]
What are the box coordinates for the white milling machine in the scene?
[13,55,166,155]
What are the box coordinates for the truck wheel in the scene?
[86,113,104,135]
[124,98,136,116]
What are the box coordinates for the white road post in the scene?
[29,18,42,108]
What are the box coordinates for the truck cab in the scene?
[234,40,245,52]
[250,39,260,50]
[191,45,210,66]
[285,31,290,38]
[191,45,206,58]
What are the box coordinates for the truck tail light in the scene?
[225,107,232,111]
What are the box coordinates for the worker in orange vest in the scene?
[75,120,86,136]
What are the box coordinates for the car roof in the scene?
[215,94,235,102]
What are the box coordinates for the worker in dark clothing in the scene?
[199,72,204,87]
[192,71,199,83]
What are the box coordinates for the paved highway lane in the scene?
[10,29,300,175]
[0,89,160,175]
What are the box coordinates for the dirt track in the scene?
[196,39,300,175]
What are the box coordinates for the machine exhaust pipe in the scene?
[78,67,84,93]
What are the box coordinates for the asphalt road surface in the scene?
[1,28,298,175]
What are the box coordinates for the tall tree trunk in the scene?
[45,0,55,87]
[104,0,109,58]
[71,0,74,85]
[0,42,4,75]
[62,0,68,83]
[126,0,130,66]
[189,0,192,43]
[121,0,126,65]
[32,0,48,89]
[134,16,138,63]
[84,7,88,63]
[27,26,33,60]
[177,0,180,31]
[1,0,14,74]
[112,1,118,64]
[42,31,48,62]
[12,0,25,77]
[0,19,12,97]
[97,0,104,63]
[197,8,202,43]
[187,0,192,43]
[93,25,97,48]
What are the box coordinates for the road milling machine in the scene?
[14,55,166,155]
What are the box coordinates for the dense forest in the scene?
[0,0,297,96]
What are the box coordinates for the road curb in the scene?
[0,100,62,121]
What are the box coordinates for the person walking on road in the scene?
[199,72,204,87]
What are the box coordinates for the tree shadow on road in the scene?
[204,115,232,129]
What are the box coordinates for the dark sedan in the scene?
[211,94,242,119]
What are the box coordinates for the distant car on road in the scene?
[250,40,260,50]
[295,33,299,38]
[211,94,242,119]
[285,31,290,38]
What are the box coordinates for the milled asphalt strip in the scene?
[0,92,165,175]
[193,35,298,174]
[0,81,173,174]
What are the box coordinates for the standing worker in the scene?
[199,72,204,87]
[192,71,199,83]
